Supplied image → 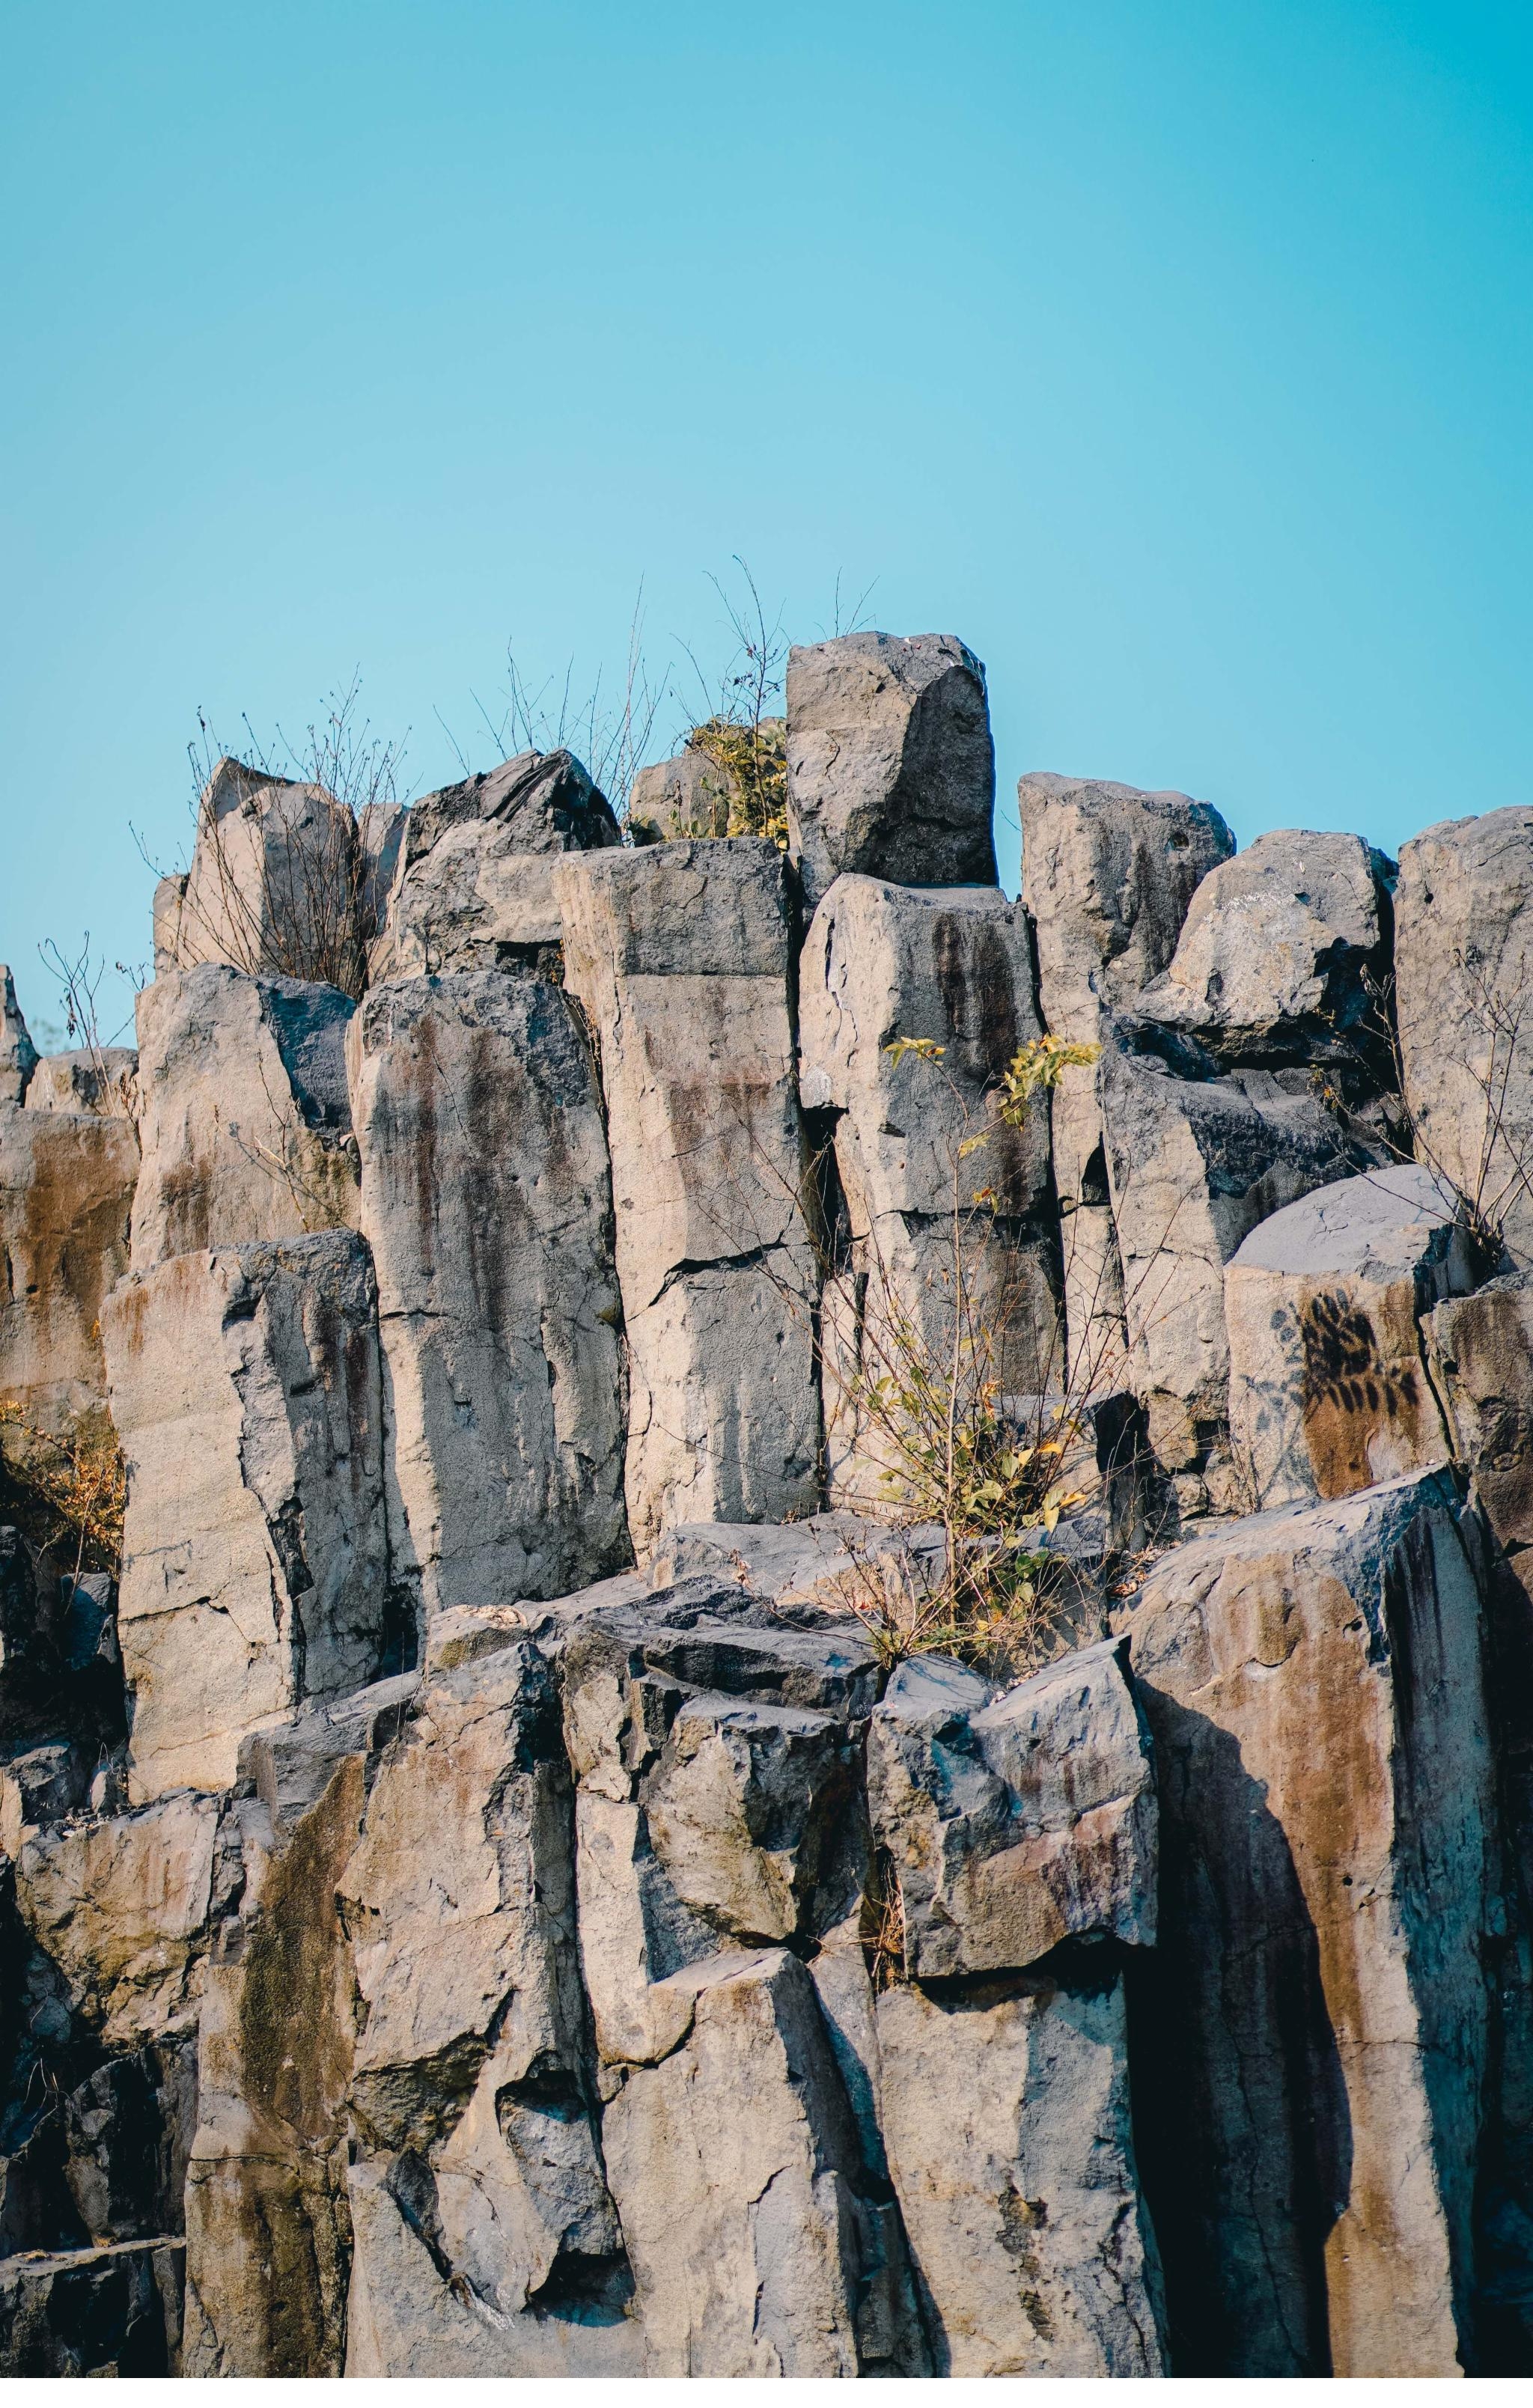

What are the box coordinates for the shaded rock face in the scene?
[787,634,996,908]
[103,1232,391,1800]
[1396,805,1533,1269]
[0,1103,137,1440]
[1428,1271,1533,1551]
[369,747,619,979]
[0,969,38,1108]
[131,966,359,1272]
[1112,1472,1502,2376]
[1136,828,1395,1073]
[1228,1163,1480,1510]
[25,1048,139,1120]
[556,841,819,1550]
[347,972,629,1625]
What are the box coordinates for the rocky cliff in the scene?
[2,633,1532,2375]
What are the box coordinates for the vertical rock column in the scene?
[556,841,820,1553]
[347,971,629,1626]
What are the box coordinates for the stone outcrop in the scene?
[1228,1162,1480,1510]
[1136,828,1394,1072]
[174,757,365,994]
[1100,1019,1375,1469]
[1113,1471,1503,2375]
[629,721,785,841]
[368,749,619,979]
[1018,772,1234,1380]
[556,840,818,1549]
[131,966,359,1271]
[0,1102,137,1439]
[799,876,1060,1494]
[0,969,37,1107]
[347,971,628,1624]
[1428,1271,1533,1551]
[25,1047,138,1119]
[786,635,996,907]
[102,1232,391,1799]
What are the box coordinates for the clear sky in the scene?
[4,1,1531,1044]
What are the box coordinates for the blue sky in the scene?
[4,1,1531,1043]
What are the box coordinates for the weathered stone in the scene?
[152,877,187,978]
[61,2036,196,2245]
[16,1790,223,2048]
[1427,1271,1533,1549]
[868,1637,1155,1978]
[25,1048,138,1120]
[629,722,784,841]
[799,877,1061,1494]
[1112,1471,1501,2374]
[0,1103,135,1439]
[174,756,365,992]
[356,797,406,939]
[0,2238,184,2376]
[877,1964,1165,2374]
[600,1947,871,2374]
[347,972,628,1621]
[0,972,37,1108]
[785,633,996,909]
[343,2154,641,2377]
[130,965,358,1272]
[556,841,818,1549]
[1100,1019,1374,1467]
[1395,805,1533,1269]
[237,1670,418,1833]
[1136,829,1393,1069]
[369,749,619,979]
[1228,1162,1478,1511]
[103,1231,390,1800]
[647,1510,945,1613]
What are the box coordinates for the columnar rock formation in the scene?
[2,631,1533,2377]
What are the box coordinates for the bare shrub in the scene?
[0,1403,126,1581]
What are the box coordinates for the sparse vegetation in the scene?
[0,1404,127,1579]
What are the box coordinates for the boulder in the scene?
[0,2239,184,2377]
[1427,1271,1533,1550]
[130,965,358,1272]
[1112,1470,1502,2374]
[555,841,819,1549]
[785,633,996,908]
[174,756,365,993]
[1100,1019,1374,1467]
[1395,805,1533,1269]
[15,1790,224,2048]
[0,1103,136,1438]
[600,1947,888,2375]
[798,877,1061,1497]
[876,1966,1165,2375]
[103,1231,391,1800]
[25,1047,138,1120]
[347,972,628,1622]
[0,971,37,1107]
[1136,829,1393,1070]
[867,1636,1156,1978]
[1018,772,1234,1380]
[1228,1162,1478,1511]
[368,749,619,979]
[152,876,187,978]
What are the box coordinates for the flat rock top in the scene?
[1228,1162,1463,1278]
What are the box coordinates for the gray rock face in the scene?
[152,877,188,978]
[1228,1162,1478,1511]
[1018,773,1234,1381]
[868,1636,1156,1978]
[1395,805,1533,1269]
[799,877,1060,1496]
[1112,1471,1500,2375]
[131,966,359,1272]
[0,2239,185,2377]
[16,1790,224,2048]
[0,1103,137,1438]
[174,757,365,993]
[347,972,628,1624]
[25,1047,139,1119]
[1428,1271,1533,1549]
[1136,828,1393,1067]
[102,1231,390,1800]
[786,633,996,908]
[877,1967,1165,2374]
[556,841,819,1549]
[369,749,619,978]
[1100,1021,1375,1467]
[0,969,37,1106]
